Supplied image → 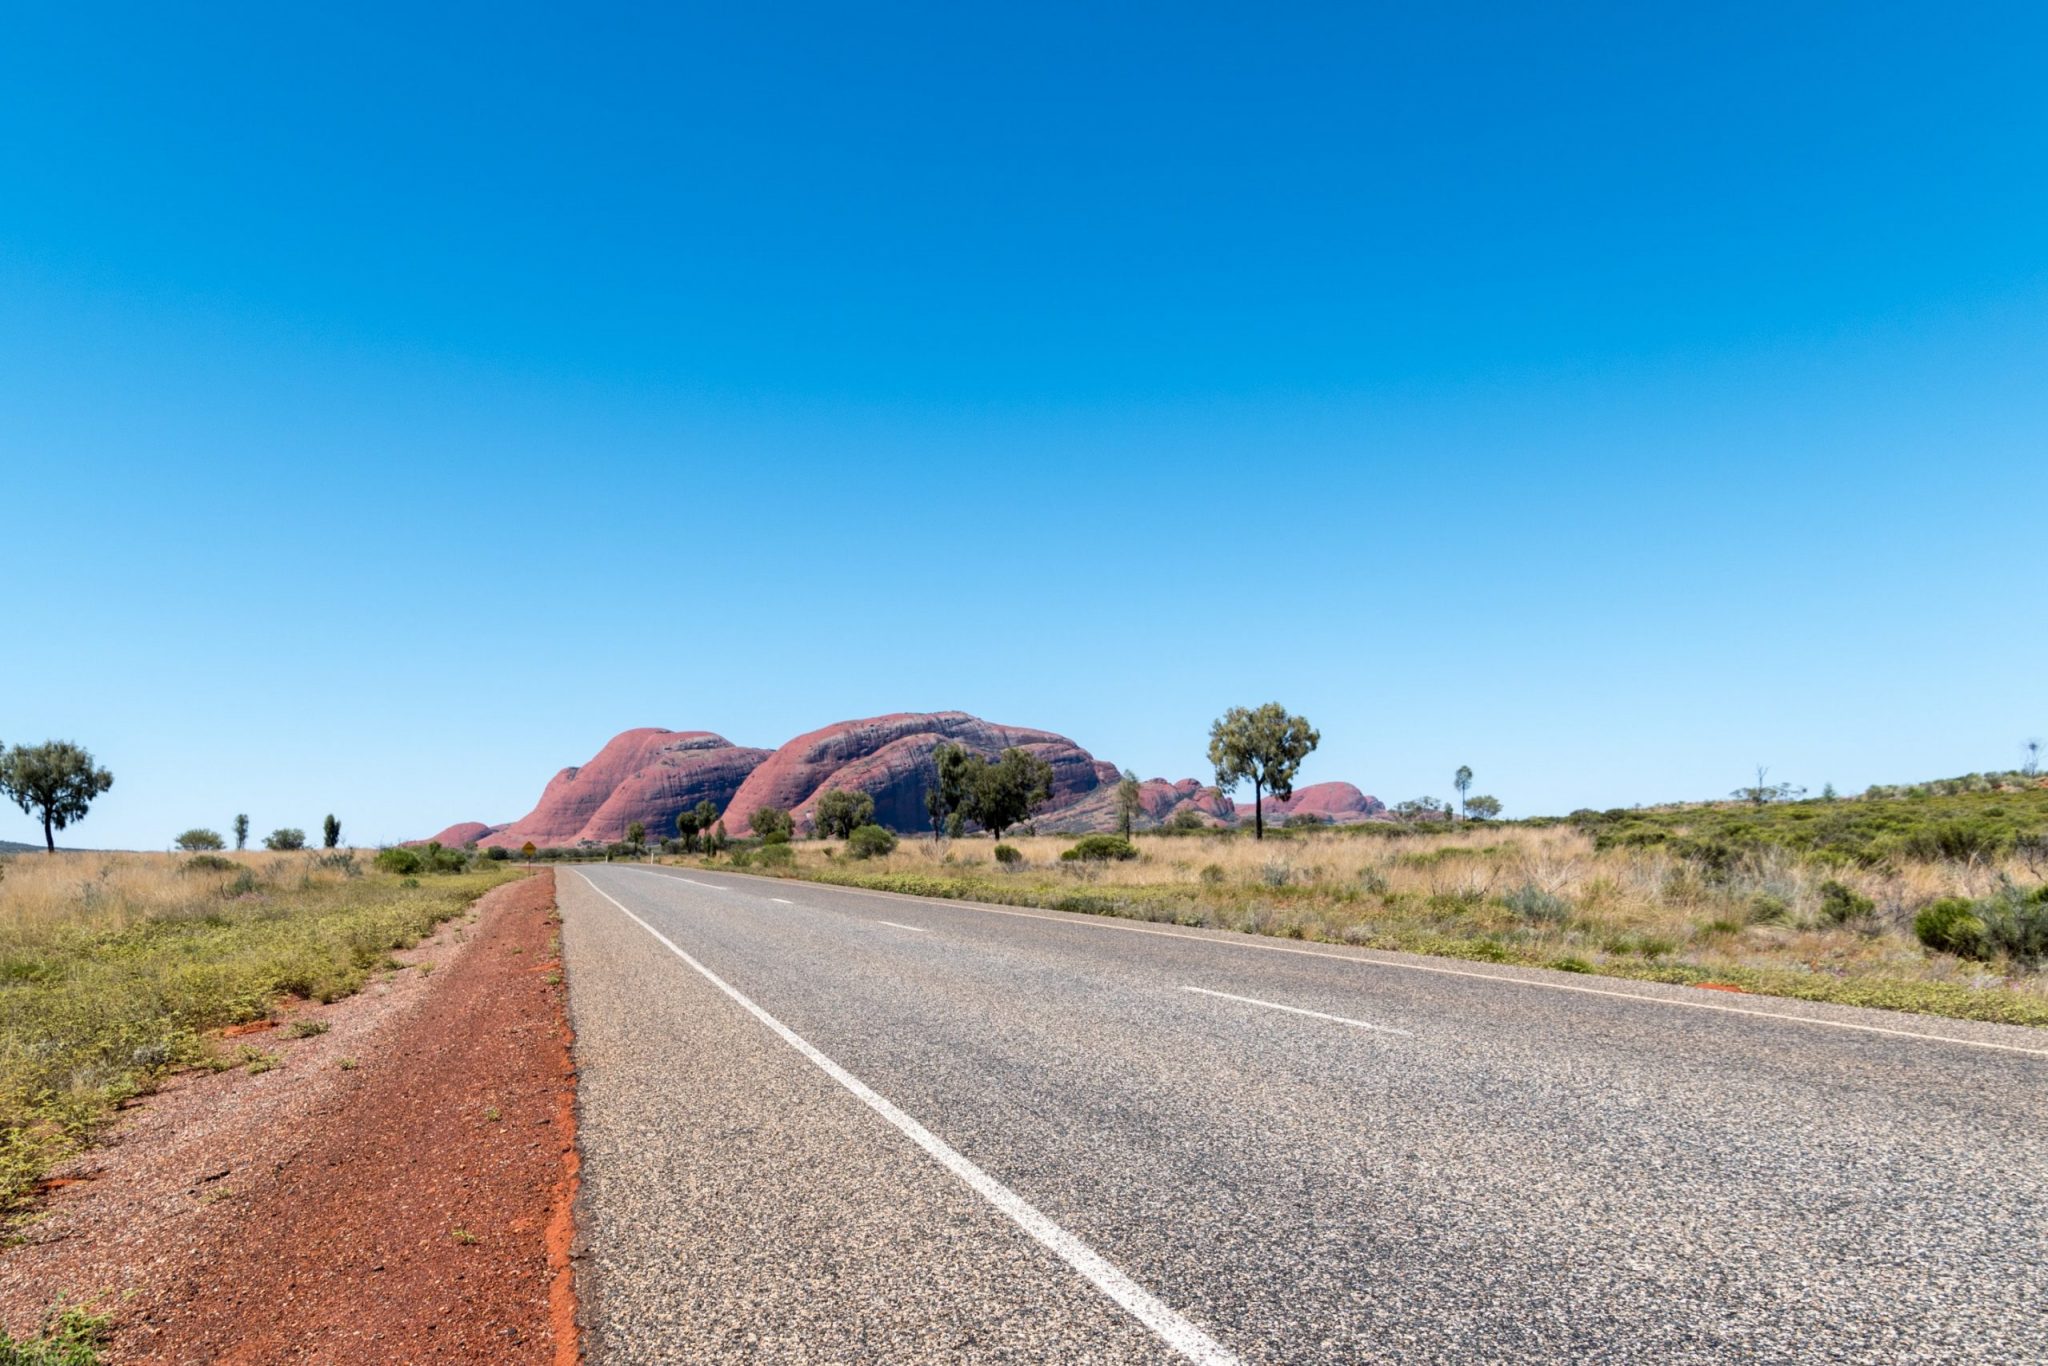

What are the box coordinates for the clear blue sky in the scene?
[4,3,2045,848]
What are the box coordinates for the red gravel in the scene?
[0,870,579,1364]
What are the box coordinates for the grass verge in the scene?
[0,851,519,1215]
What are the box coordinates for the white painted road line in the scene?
[877,920,929,933]
[771,897,795,905]
[576,873,1241,1366]
[1184,985,1411,1036]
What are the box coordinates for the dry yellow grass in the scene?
[709,823,2048,1025]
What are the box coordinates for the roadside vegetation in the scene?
[674,775,2048,1029]
[0,848,517,1215]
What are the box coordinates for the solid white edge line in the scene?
[573,872,1241,1366]
[637,867,2048,1060]
[770,897,795,904]
[877,920,930,933]
[1183,985,1410,1036]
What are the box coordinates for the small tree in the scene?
[625,820,646,850]
[322,814,342,849]
[0,741,115,853]
[926,743,976,837]
[1115,769,1143,838]
[2025,739,2043,779]
[1454,766,1473,820]
[176,828,226,851]
[707,821,729,855]
[674,807,703,852]
[1731,765,1805,806]
[815,789,877,840]
[1464,794,1503,820]
[961,748,1055,841]
[233,813,250,850]
[1207,704,1319,839]
[750,806,794,844]
[264,827,307,851]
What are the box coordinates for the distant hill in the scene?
[425,712,1386,846]
[0,839,45,854]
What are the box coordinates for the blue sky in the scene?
[4,3,2045,848]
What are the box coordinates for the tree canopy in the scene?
[0,741,115,853]
[815,788,877,839]
[1207,704,1319,839]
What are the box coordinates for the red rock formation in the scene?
[1248,782,1387,824]
[479,730,770,848]
[419,821,500,848]
[722,712,1112,835]
[429,715,1386,844]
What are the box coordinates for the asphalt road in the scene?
[559,864,2048,1363]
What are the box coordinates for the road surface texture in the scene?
[560,865,2047,1364]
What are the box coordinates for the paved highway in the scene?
[559,865,2048,1363]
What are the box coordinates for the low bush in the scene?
[750,807,795,844]
[1062,835,1137,862]
[375,846,424,875]
[1916,897,1988,959]
[181,853,236,874]
[993,843,1022,865]
[174,828,225,852]
[1817,879,1876,924]
[1503,882,1571,923]
[1747,893,1792,925]
[754,842,795,868]
[847,824,897,859]
[264,828,307,852]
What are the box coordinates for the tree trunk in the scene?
[43,812,55,853]
[1254,783,1264,840]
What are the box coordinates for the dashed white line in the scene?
[1183,985,1410,1036]
[877,920,929,933]
[771,897,795,905]
[668,871,2048,1059]
[573,873,1239,1365]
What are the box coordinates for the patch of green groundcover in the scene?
[0,1304,110,1365]
[754,865,2048,1030]
[0,866,518,1215]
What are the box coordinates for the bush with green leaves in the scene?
[1503,882,1571,923]
[1817,879,1876,924]
[847,824,897,859]
[750,806,795,844]
[815,789,877,840]
[1915,884,2048,967]
[1062,834,1137,862]
[993,842,1023,865]
[375,846,424,875]
[182,853,236,873]
[175,828,225,851]
[264,827,307,851]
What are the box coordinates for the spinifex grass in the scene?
[0,851,518,1214]
[700,807,2048,1029]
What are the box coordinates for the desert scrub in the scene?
[0,852,518,1214]
[715,809,2048,1030]
[0,1302,110,1364]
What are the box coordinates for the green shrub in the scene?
[374,847,424,875]
[1978,884,2048,967]
[1916,897,1987,959]
[754,842,795,868]
[1199,863,1226,885]
[993,843,1022,865]
[0,1302,111,1364]
[484,845,509,861]
[815,790,877,840]
[182,853,236,874]
[1503,882,1571,923]
[1062,835,1137,862]
[264,828,307,852]
[174,828,225,852]
[1817,879,1876,924]
[1747,894,1792,925]
[750,806,795,843]
[847,825,897,859]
